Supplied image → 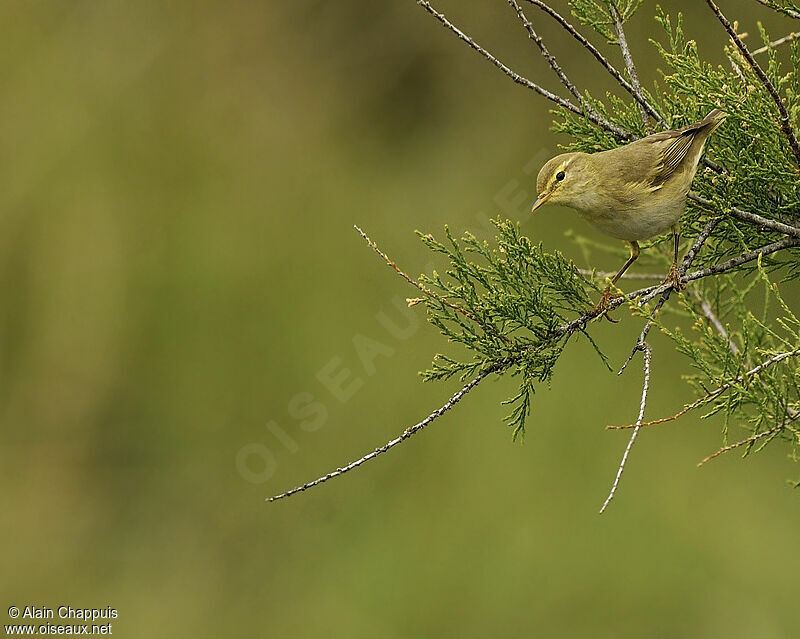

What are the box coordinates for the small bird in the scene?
[532,109,725,316]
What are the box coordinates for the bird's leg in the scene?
[593,241,640,320]
[663,224,683,291]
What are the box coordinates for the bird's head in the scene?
[531,152,593,212]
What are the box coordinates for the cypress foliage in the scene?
[407,1,800,476]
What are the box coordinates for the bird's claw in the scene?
[664,262,684,291]
[592,287,622,323]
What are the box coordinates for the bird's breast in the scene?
[573,189,686,241]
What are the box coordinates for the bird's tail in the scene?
[700,108,726,131]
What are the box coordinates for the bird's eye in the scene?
[556,171,566,181]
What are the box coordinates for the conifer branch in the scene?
[600,342,652,513]
[705,0,800,167]
[355,225,511,344]
[269,230,800,503]
[267,364,500,502]
[605,235,799,316]
[688,195,800,238]
[751,0,800,20]
[554,234,800,345]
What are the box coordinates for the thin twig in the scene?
[694,291,739,354]
[729,57,748,84]
[617,294,670,375]
[609,2,653,132]
[705,0,800,167]
[610,347,800,430]
[524,0,667,127]
[415,0,632,140]
[600,342,652,513]
[267,364,500,502]
[421,1,732,173]
[752,31,800,55]
[697,424,784,466]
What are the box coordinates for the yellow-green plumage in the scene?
[532,108,725,314]
[534,109,724,241]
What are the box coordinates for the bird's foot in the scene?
[591,287,622,323]
[663,262,684,292]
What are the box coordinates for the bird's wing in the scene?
[645,109,725,187]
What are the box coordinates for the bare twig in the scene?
[415,0,631,139]
[523,0,667,127]
[267,364,500,502]
[419,1,732,174]
[609,2,653,132]
[697,424,784,466]
[693,292,739,355]
[752,31,800,55]
[610,347,800,430]
[751,0,800,20]
[507,0,582,104]
[705,0,800,167]
[600,342,652,513]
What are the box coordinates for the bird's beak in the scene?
[531,190,553,212]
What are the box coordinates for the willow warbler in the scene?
[532,108,724,315]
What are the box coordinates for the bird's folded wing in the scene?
[646,109,724,187]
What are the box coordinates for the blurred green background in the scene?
[1,1,799,637]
